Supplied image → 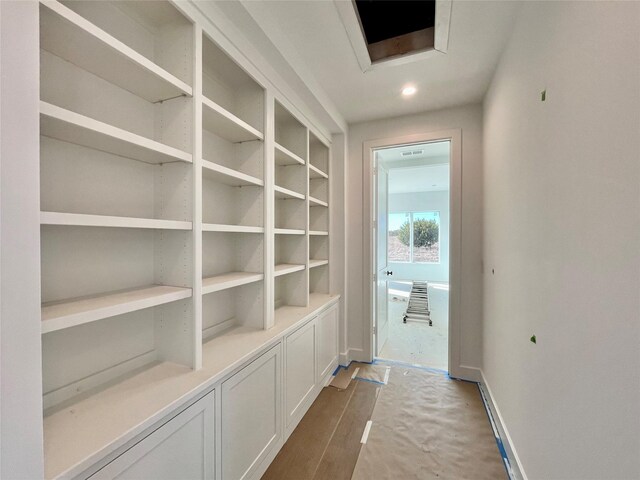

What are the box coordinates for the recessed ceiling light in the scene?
[402,86,417,96]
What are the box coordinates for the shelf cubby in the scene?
[309,176,329,204]
[203,33,264,137]
[202,231,263,283]
[275,142,305,166]
[275,101,307,163]
[275,197,307,231]
[309,263,330,295]
[203,172,263,229]
[202,281,264,340]
[309,132,329,176]
[309,203,329,232]
[275,161,306,199]
[309,163,328,179]
[275,269,308,309]
[310,235,329,265]
[41,1,193,103]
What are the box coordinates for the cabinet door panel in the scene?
[221,345,281,480]
[285,319,316,427]
[90,392,215,480]
[317,304,338,382]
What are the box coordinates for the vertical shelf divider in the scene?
[304,128,311,307]
[193,24,204,369]
[264,93,275,329]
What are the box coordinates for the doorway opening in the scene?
[373,140,450,371]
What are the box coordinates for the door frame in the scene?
[363,129,462,377]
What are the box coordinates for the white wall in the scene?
[483,2,640,479]
[388,190,449,283]
[346,104,483,372]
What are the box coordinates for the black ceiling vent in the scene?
[355,0,436,63]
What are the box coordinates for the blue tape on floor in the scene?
[353,376,386,386]
[477,383,514,480]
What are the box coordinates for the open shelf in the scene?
[309,259,329,269]
[274,228,305,235]
[40,1,192,104]
[275,101,307,162]
[274,185,305,200]
[274,264,306,277]
[40,102,192,165]
[309,230,329,236]
[41,212,192,230]
[202,223,264,234]
[309,196,328,207]
[42,285,192,334]
[309,163,328,179]
[275,142,305,166]
[309,131,329,175]
[203,272,264,295]
[202,159,263,187]
[202,96,264,143]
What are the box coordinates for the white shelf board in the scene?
[274,185,305,200]
[202,223,264,234]
[275,142,305,166]
[274,228,305,235]
[40,1,192,103]
[202,96,263,143]
[202,272,264,295]
[309,230,329,236]
[309,164,328,179]
[274,264,306,277]
[40,102,192,165]
[41,211,192,230]
[42,285,192,334]
[309,196,328,207]
[309,259,329,269]
[202,159,263,187]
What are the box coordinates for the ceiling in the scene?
[389,164,450,194]
[239,1,520,124]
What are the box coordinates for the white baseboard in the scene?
[449,364,482,382]
[480,370,527,480]
[339,347,366,365]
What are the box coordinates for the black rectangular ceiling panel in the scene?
[355,0,436,45]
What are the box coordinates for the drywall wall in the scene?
[346,104,483,373]
[0,1,45,477]
[483,2,640,478]
[388,190,450,283]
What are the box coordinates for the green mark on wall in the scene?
[530,335,537,344]
[541,90,546,102]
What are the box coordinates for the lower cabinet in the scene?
[316,303,339,382]
[90,392,215,480]
[284,319,317,431]
[221,344,282,480]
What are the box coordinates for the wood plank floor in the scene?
[262,380,380,480]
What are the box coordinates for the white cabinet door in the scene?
[316,304,339,382]
[90,392,215,480]
[284,319,316,429]
[221,345,281,480]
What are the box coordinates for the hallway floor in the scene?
[262,360,506,480]
[379,282,449,370]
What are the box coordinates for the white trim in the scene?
[480,370,528,480]
[364,130,465,378]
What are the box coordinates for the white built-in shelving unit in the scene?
[35,1,333,478]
